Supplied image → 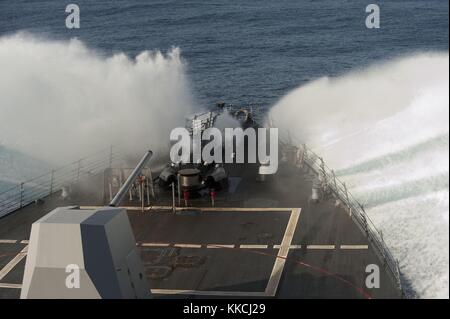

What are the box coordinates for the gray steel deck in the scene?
[0,162,402,299]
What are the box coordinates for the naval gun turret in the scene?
[21,151,154,299]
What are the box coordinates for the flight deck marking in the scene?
[137,243,368,250]
[145,207,298,297]
[0,285,268,294]
[273,244,302,249]
[307,245,335,250]
[206,244,235,249]
[0,283,21,289]
[0,239,28,245]
[174,244,202,248]
[150,289,267,297]
[0,245,28,281]
[265,208,301,297]
[0,240,17,244]
[138,243,272,249]
[239,244,268,249]
[139,243,170,247]
[340,245,368,250]
[138,243,303,249]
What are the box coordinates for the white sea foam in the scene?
[269,53,449,298]
[0,33,196,164]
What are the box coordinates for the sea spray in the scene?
[268,53,449,298]
[0,33,196,164]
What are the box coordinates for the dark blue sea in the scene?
[0,0,448,108]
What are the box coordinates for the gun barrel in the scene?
[109,150,153,207]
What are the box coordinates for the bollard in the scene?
[210,189,216,207]
[183,190,189,207]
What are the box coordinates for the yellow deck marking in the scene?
[0,245,28,281]
[0,283,21,289]
[307,245,335,250]
[151,289,267,297]
[265,208,301,297]
[137,243,304,250]
[206,244,235,249]
[239,244,268,249]
[173,244,202,248]
[139,243,170,247]
[59,206,306,297]
[340,245,368,250]
[0,240,17,244]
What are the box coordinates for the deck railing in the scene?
[0,146,118,218]
[198,107,403,293]
[278,136,402,294]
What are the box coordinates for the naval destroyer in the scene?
[0,103,403,299]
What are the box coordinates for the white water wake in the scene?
[0,33,196,164]
[269,53,449,298]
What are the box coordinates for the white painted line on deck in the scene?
[20,240,29,244]
[140,243,170,247]
[173,244,202,249]
[340,245,368,250]
[0,283,22,289]
[206,244,235,249]
[138,243,280,249]
[306,245,335,250]
[239,244,268,249]
[137,242,367,251]
[0,245,28,281]
[151,289,267,297]
[0,240,17,244]
[265,208,301,297]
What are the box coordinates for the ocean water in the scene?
[0,0,449,298]
[0,0,448,107]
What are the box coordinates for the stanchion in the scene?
[183,190,189,207]
[210,188,216,207]
[171,182,176,213]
